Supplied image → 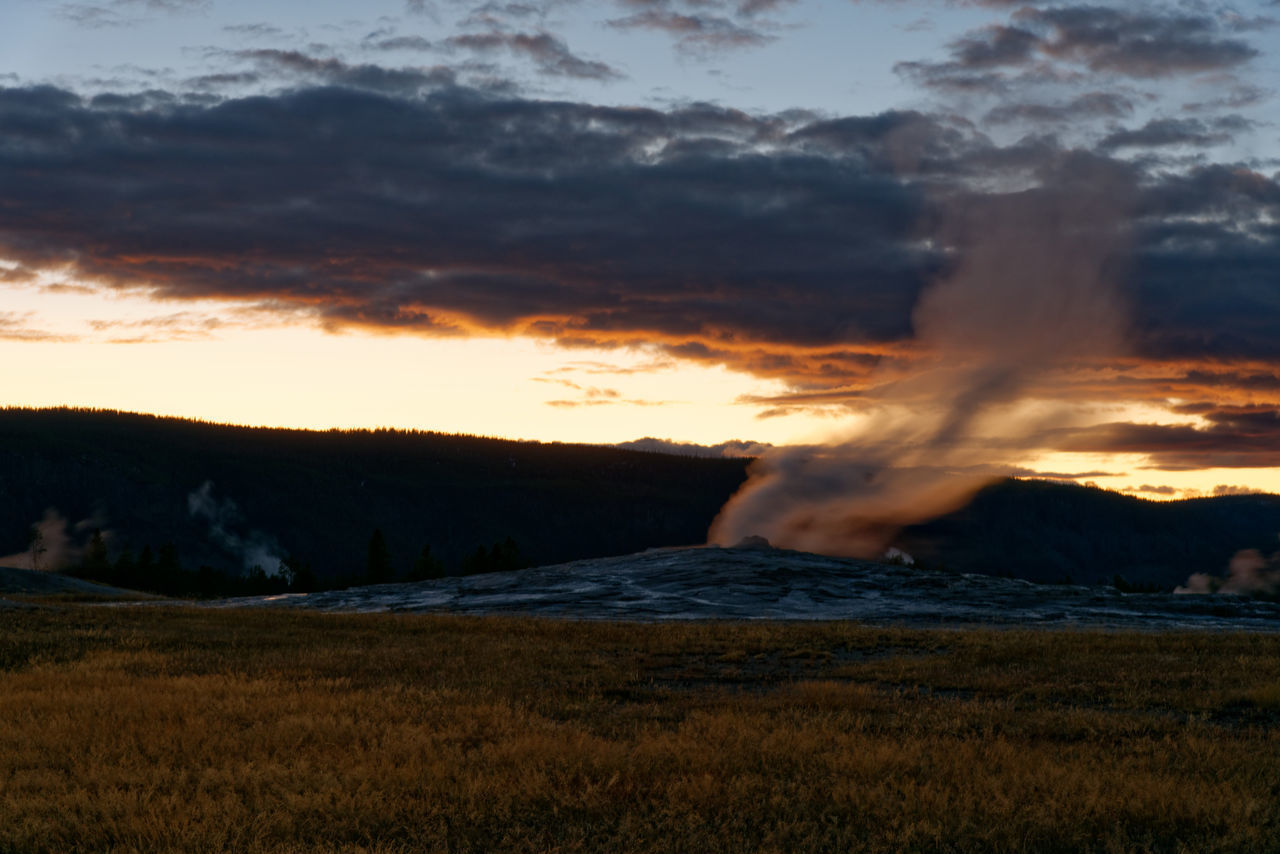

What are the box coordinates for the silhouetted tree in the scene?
[157,543,182,575]
[245,565,270,594]
[408,544,446,581]
[461,537,529,575]
[283,554,317,592]
[366,528,395,583]
[195,565,223,597]
[113,547,136,587]
[136,545,155,589]
[27,525,46,572]
[461,545,490,575]
[490,536,528,572]
[81,530,110,577]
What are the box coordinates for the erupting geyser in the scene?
[711,163,1133,557]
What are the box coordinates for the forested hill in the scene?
[4,408,1278,593]
[897,478,1280,589]
[0,408,749,582]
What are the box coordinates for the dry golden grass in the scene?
[2,606,1279,852]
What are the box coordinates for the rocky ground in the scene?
[0,565,150,603]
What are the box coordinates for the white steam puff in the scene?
[0,508,109,571]
[1176,547,1280,596]
[711,166,1131,557]
[187,480,284,576]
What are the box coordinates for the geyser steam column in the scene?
[710,162,1133,558]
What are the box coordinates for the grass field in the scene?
[2,605,1279,852]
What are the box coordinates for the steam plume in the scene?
[0,509,74,571]
[0,508,108,571]
[1176,547,1280,597]
[188,480,284,575]
[711,168,1131,557]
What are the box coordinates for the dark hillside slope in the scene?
[897,479,1280,588]
[5,409,1277,591]
[0,408,749,580]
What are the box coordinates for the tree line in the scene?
[0,407,749,584]
[61,528,532,598]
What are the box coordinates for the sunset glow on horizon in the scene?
[4,0,1280,512]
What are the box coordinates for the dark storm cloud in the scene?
[445,32,621,79]
[1051,406,1280,469]
[1128,165,1280,363]
[0,83,936,360]
[1182,370,1280,393]
[784,110,979,175]
[0,78,1278,400]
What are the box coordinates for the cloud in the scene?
[1099,116,1252,151]
[544,395,667,408]
[984,91,1134,125]
[1020,5,1259,78]
[612,0,798,17]
[1123,483,1179,495]
[607,10,775,53]
[1014,469,1121,480]
[1050,406,1280,470]
[0,312,76,343]
[446,32,621,79]
[119,0,209,9]
[615,437,772,457]
[86,310,227,343]
[899,3,1263,93]
[229,49,457,94]
[949,24,1040,69]
[56,4,131,28]
[367,35,436,52]
[222,23,287,39]
[58,0,207,27]
[1183,82,1270,112]
[0,78,1278,422]
[1211,484,1265,496]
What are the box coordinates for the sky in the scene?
[2,0,1280,511]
